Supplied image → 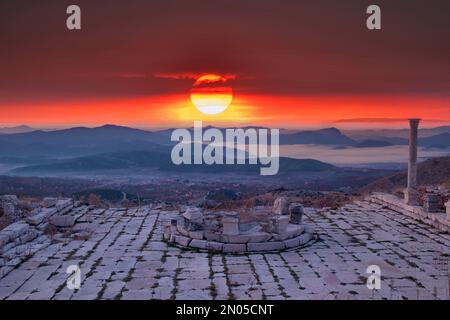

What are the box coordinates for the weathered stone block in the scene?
[19,230,39,244]
[25,213,46,226]
[247,241,285,252]
[222,243,246,253]
[175,235,191,247]
[1,242,15,254]
[2,223,30,240]
[176,222,189,236]
[34,235,49,244]
[289,204,304,224]
[42,197,57,208]
[424,194,440,213]
[284,237,300,249]
[222,212,239,236]
[272,216,289,234]
[56,199,72,211]
[205,232,221,242]
[50,215,75,227]
[273,225,305,241]
[189,230,204,240]
[0,234,10,248]
[189,239,208,249]
[182,207,204,225]
[297,233,313,245]
[36,222,49,231]
[221,232,271,244]
[206,241,223,251]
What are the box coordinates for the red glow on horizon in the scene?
[0,93,448,129]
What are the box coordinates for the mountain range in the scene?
[0,124,448,157]
[0,125,35,135]
[0,124,448,176]
[10,149,336,175]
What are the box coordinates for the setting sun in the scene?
[190,74,233,115]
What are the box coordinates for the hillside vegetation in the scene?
[359,156,450,195]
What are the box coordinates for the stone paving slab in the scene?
[1,200,449,300]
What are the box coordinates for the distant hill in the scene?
[0,125,35,134]
[0,124,170,158]
[354,140,394,148]
[280,128,356,145]
[1,124,448,169]
[359,156,450,194]
[419,133,450,148]
[345,125,450,140]
[10,149,337,175]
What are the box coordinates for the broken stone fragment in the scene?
[19,230,39,244]
[25,213,46,226]
[50,215,75,228]
[2,203,15,217]
[42,197,57,208]
[182,207,204,225]
[289,204,304,224]
[273,197,289,215]
[189,239,208,249]
[55,199,72,211]
[0,195,19,205]
[423,194,441,213]
[175,235,191,247]
[271,215,289,235]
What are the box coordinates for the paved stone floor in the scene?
[1,200,449,300]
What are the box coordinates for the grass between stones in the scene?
[221,255,235,300]
[207,252,218,300]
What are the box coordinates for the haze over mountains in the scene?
[0,124,448,176]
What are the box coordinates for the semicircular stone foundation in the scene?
[163,198,316,253]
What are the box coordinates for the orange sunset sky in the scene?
[0,0,449,129]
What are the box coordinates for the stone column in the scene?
[404,119,420,205]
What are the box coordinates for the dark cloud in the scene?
[0,0,449,104]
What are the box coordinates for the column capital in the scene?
[408,118,421,128]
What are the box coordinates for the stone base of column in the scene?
[404,188,419,206]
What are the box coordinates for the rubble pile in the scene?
[0,196,95,277]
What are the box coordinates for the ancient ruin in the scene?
[163,198,315,253]
[0,121,449,300]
